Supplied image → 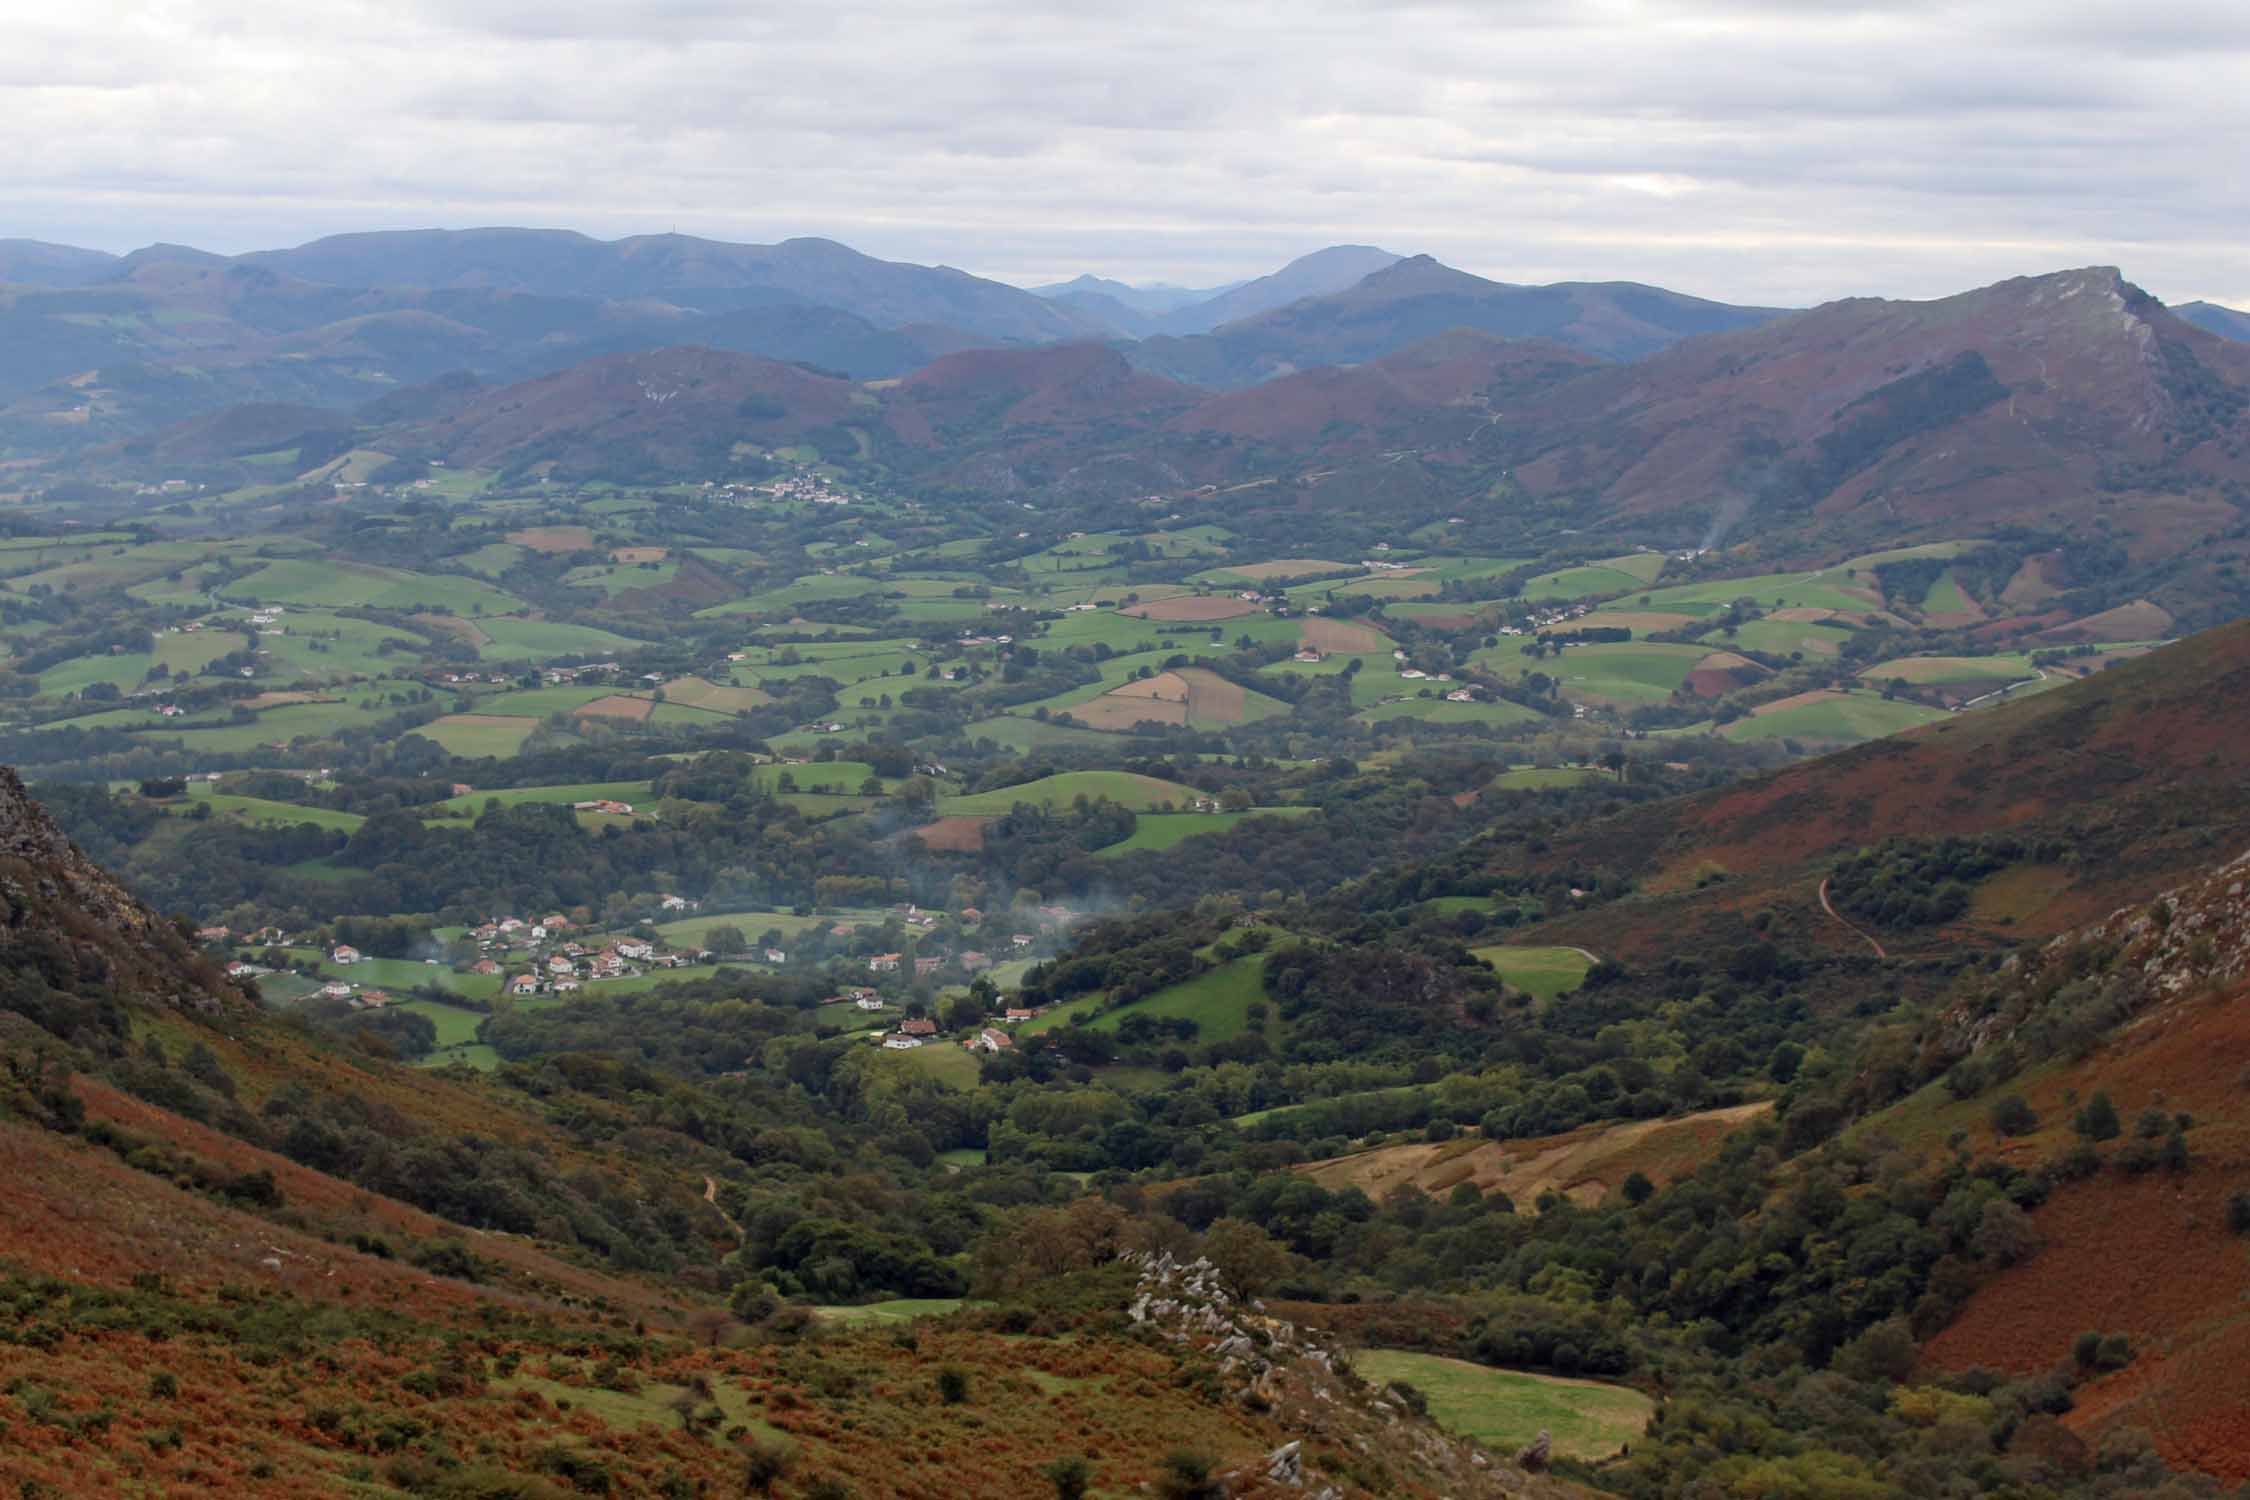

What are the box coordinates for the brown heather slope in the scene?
[1861,852,2250,1480]
[410,344,862,474]
[1508,619,2250,962]
[1502,267,2250,563]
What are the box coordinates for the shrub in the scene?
[1989,1095,2039,1137]
[2226,1191,2250,1236]
[1158,1451,1218,1500]
[1971,1199,2040,1266]
[936,1367,969,1405]
[744,1441,793,1493]
[2071,1092,2120,1142]
[1042,1456,1093,1500]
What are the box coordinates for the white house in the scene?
[764,948,787,964]
[331,945,364,965]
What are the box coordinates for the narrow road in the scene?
[1818,877,1887,959]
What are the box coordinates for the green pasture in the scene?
[1473,944,1594,1001]
[1349,1350,1652,1462]
[1093,807,1316,856]
[1721,692,1949,745]
[939,770,1207,816]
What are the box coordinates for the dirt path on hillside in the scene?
[703,1175,744,1241]
[1818,876,1888,958]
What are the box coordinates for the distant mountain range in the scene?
[0,230,1782,450]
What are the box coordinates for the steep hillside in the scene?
[1500,267,2250,561]
[1498,619,2250,962]
[0,766,245,1018]
[1174,330,1598,451]
[1880,851,2250,1480]
[402,345,864,479]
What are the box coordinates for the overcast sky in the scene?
[6,0,2245,308]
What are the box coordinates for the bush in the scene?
[2071,1091,2120,1142]
[1042,1456,1093,1500]
[1988,1095,2039,1137]
[744,1441,793,1494]
[936,1367,969,1405]
[1158,1452,1218,1500]
[2227,1191,2250,1236]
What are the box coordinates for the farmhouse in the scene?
[1005,1008,1039,1023]
[899,1018,938,1038]
[318,981,354,1001]
[881,1035,923,1050]
[914,957,944,978]
[508,974,541,995]
[331,945,364,965]
[764,948,787,963]
[974,1028,1013,1053]
[854,997,887,1012]
[470,959,501,976]
[868,953,902,972]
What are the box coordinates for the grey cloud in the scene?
[1,0,2244,310]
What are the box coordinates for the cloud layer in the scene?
[7,0,2245,307]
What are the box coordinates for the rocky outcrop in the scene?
[1930,847,2250,1066]
[0,766,242,1018]
[1120,1251,1575,1499]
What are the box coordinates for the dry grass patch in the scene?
[574,694,655,722]
[1302,617,1391,653]
[506,524,596,553]
[1301,1102,1773,1207]
[410,612,491,647]
[610,545,668,563]
[1227,558,1352,581]
[1121,594,1262,622]
[911,816,991,852]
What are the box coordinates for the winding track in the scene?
[1818,876,1888,959]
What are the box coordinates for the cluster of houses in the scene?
[873,1003,1046,1054]
[1503,601,1596,637]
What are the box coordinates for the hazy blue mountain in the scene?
[2175,300,2250,342]
[1128,254,1782,386]
[1151,245,1404,334]
[239,228,1105,343]
[0,239,119,288]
